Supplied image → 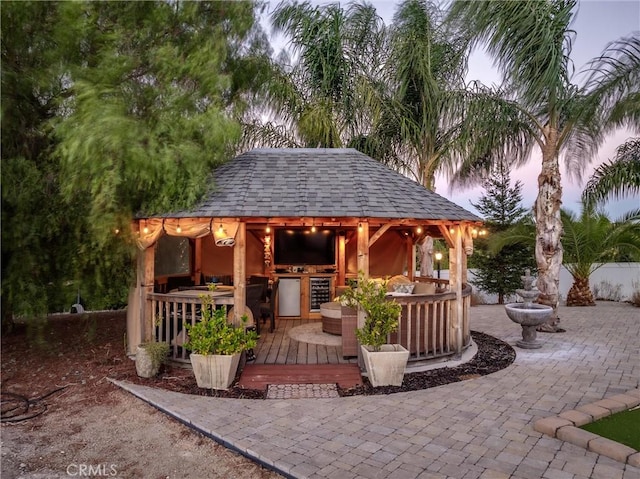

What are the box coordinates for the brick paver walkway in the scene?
[115,301,639,479]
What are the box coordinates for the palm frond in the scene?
[581,35,640,132]
[582,137,640,205]
[448,0,577,111]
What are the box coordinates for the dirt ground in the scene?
[1,312,282,479]
[1,310,516,478]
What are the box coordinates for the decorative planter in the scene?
[189,353,241,390]
[361,344,409,387]
[135,345,161,378]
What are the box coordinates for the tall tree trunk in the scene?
[534,131,564,332]
[566,276,596,307]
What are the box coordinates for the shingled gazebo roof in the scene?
[165,148,480,221]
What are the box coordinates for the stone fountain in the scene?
[504,269,553,349]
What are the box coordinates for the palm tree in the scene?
[489,203,640,307]
[356,0,533,191]
[246,0,531,193]
[448,0,640,330]
[582,138,640,206]
[241,0,385,149]
[562,206,640,306]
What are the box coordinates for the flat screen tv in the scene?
[274,228,335,265]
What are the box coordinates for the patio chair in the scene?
[249,275,270,302]
[244,284,264,362]
[260,279,279,333]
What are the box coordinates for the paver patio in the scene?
[115,301,639,479]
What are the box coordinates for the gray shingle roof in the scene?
[164,148,480,221]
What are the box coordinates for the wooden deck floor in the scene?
[253,318,358,365]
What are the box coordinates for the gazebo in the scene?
[127,148,483,364]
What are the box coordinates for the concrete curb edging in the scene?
[533,388,640,466]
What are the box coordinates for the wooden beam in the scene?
[438,224,455,248]
[368,222,393,247]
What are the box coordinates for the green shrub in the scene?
[340,272,402,351]
[139,341,170,368]
[184,294,257,355]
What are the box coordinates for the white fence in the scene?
[434,263,640,304]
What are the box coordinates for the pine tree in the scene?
[469,162,535,304]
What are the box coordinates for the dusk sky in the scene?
[264,0,640,218]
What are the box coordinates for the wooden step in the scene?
[237,363,363,391]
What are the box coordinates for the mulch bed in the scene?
[2,312,515,404]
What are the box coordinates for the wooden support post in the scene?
[233,222,247,327]
[142,246,155,344]
[406,236,415,280]
[448,226,464,358]
[126,251,145,355]
[337,233,346,287]
[194,237,203,285]
[356,221,369,368]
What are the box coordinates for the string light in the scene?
[449,227,455,235]
[176,220,182,234]
[358,222,363,232]
[142,221,149,234]
[266,225,271,233]
[416,226,422,234]
[114,228,120,235]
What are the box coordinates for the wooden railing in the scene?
[147,292,234,363]
[388,284,472,362]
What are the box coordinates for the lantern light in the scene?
[434,251,443,279]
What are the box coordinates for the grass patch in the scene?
[580,407,640,450]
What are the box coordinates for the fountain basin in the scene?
[505,303,553,327]
[505,303,553,349]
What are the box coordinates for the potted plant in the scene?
[341,272,408,387]
[183,293,258,390]
[135,341,170,378]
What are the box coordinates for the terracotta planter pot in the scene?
[361,344,409,387]
[189,353,241,390]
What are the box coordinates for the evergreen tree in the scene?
[469,162,534,304]
[1,1,269,327]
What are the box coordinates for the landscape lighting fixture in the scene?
[435,251,443,279]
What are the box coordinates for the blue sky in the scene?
[263,0,640,217]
